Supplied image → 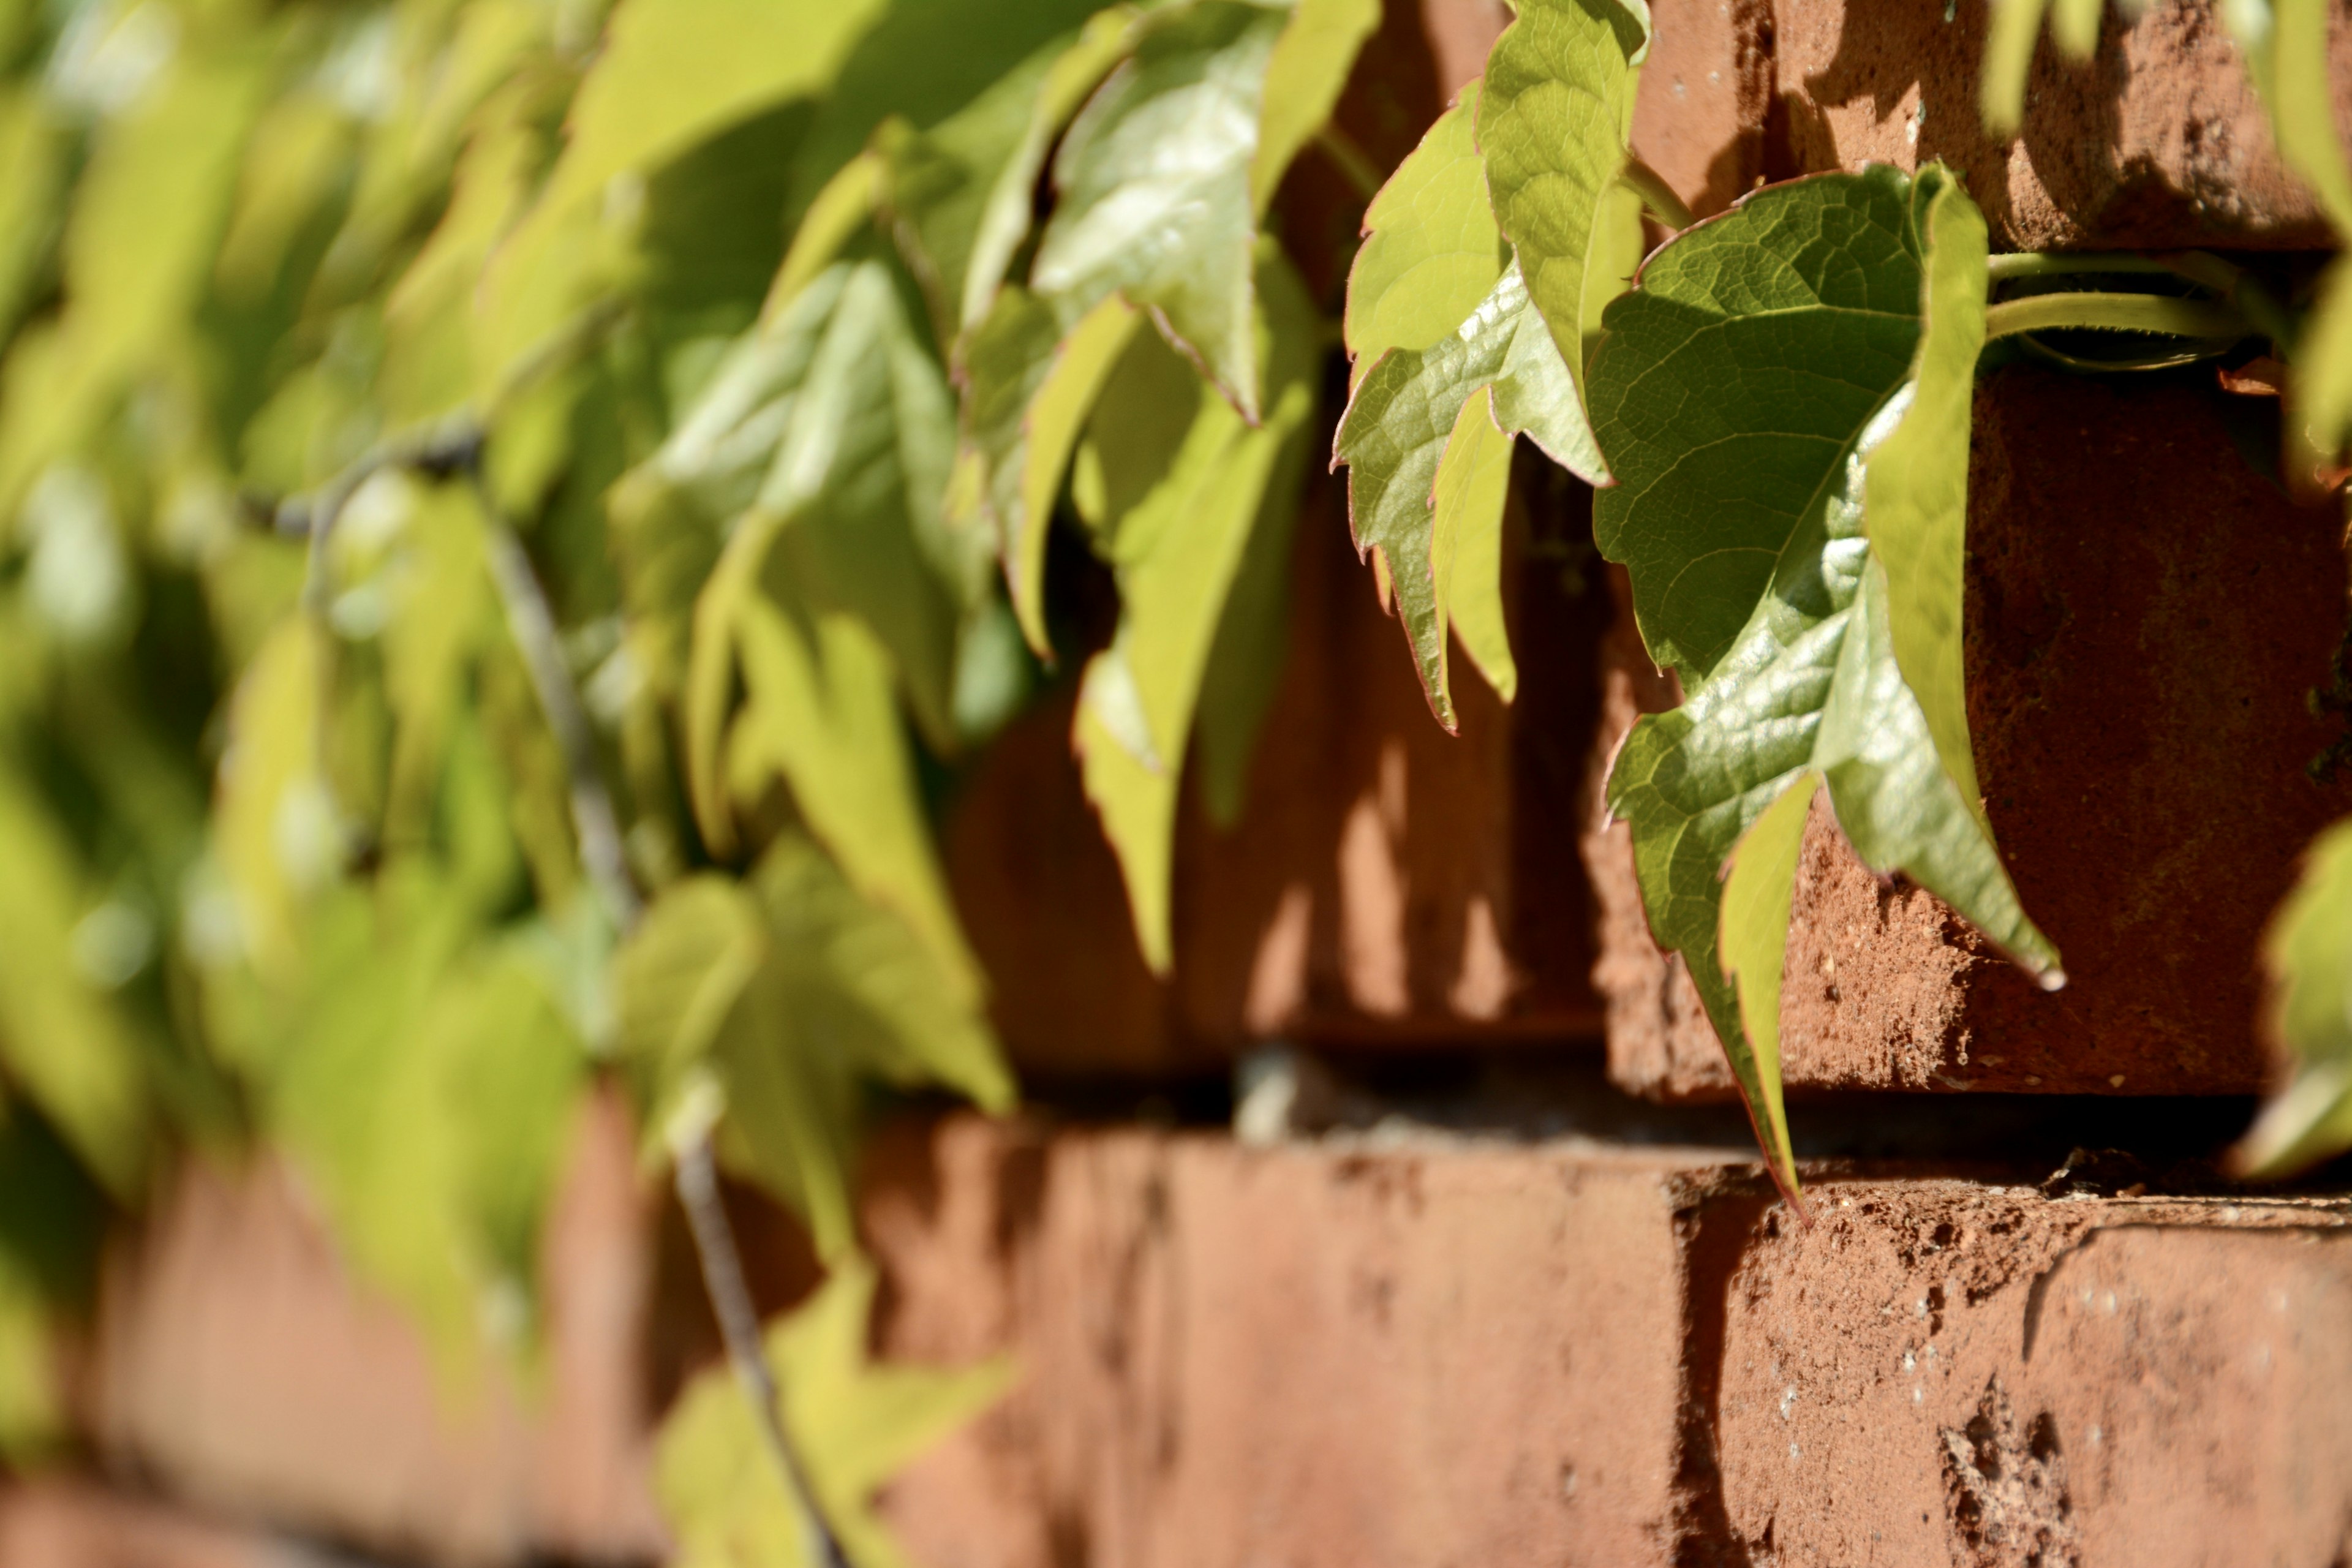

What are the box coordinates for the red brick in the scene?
[1719,1179,2352,1565]
[860,1112,1767,1568]
[1631,0,1774,219]
[0,1480,277,1568]
[85,1089,664,1567]
[1774,0,2352,250]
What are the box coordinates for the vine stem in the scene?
[469,477,850,1568]
[674,1125,851,1568]
[279,414,851,1568]
[1619,154,1694,230]
[1982,290,2250,342]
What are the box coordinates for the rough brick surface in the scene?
[949,462,1612,1077]
[1774,0,2352,251]
[1593,365,2352,1101]
[0,1481,287,1568]
[1719,1182,2352,1566]
[859,1117,2352,1568]
[85,1090,665,1568]
[1630,0,1774,219]
[861,1114,1765,1568]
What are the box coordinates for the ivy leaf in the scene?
[1594,167,2062,1199]
[1333,260,1601,729]
[0,766,153,1200]
[1248,0,1381,215]
[1030,1,1292,421]
[671,259,971,853]
[1343,80,1503,390]
[1714,771,1817,1198]
[1428,391,1518,703]
[0,53,270,508]
[2227,0,2352,478]
[728,600,982,1005]
[656,1260,1013,1568]
[1475,0,1648,405]
[620,834,1007,1259]
[2238,816,2352,1177]
[1073,251,1318,970]
[957,287,1139,654]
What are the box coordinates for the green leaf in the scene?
[2228,0,2352,233]
[768,153,882,325]
[785,0,1105,224]
[1248,0,1381,214]
[641,834,1006,1257]
[536,0,886,225]
[0,766,153,1200]
[1333,260,1600,728]
[1031,0,1291,421]
[1343,80,1503,391]
[1714,771,1817,1199]
[2051,0,2106,58]
[959,287,1140,654]
[1865,170,1994,827]
[656,1261,1013,1568]
[1429,391,1518,704]
[728,600,982,1004]
[1980,0,2049,136]
[1073,251,1317,969]
[0,52,270,508]
[1475,0,1648,407]
[0,88,63,347]
[1594,168,2061,1196]
[2239,816,2352,1176]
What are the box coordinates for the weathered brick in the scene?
[860,1113,1766,1568]
[1718,1180,2352,1566]
[1774,0,2352,250]
[1630,0,1775,219]
[84,1090,665,1568]
[1591,364,2352,1101]
[0,1480,282,1568]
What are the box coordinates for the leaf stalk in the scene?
[1982,290,2250,343]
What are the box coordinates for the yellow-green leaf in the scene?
[1716,771,1818,1202]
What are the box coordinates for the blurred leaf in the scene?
[1343,79,1501,391]
[1248,0,1378,214]
[1980,0,2049,136]
[770,151,881,325]
[2241,815,2352,1175]
[1031,0,1289,420]
[0,766,153,1199]
[1074,251,1316,970]
[214,91,355,303]
[0,51,271,508]
[959,287,1138,654]
[214,616,333,977]
[729,601,981,1002]
[656,1260,1013,1568]
[0,87,64,346]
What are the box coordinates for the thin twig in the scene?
[1311,124,1385,204]
[470,477,643,932]
[676,1132,851,1568]
[464,479,848,1568]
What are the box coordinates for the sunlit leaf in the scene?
[2239,815,2352,1175]
[1073,251,1317,970]
[1714,771,1816,1199]
[657,1261,1014,1568]
[1475,0,1647,404]
[0,52,270,508]
[1428,391,1517,704]
[1334,260,1599,728]
[1248,0,1380,214]
[1343,80,1502,391]
[1594,167,2060,1198]
[1031,0,1290,420]
[959,287,1139,653]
